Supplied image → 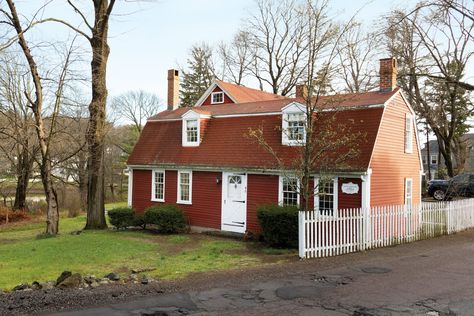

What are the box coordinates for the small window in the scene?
[405,113,413,153]
[177,171,192,204]
[430,154,438,165]
[318,179,336,216]
[422,155,427,165]
[182,119,199,146]
[211,92,224,104]
[152,170,165,202]
[283,112,306,145]
[405,178,413,205]
[279,177,299,206]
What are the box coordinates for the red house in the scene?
[127,58,423,234]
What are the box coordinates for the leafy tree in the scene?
[180,43,216,107]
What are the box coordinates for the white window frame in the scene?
[430,154,438,165]
[211,91,224,104]
[151,169,165,202]
[278,176,300,207]
[281,103,307,146]
[177,170,192,204]
[314,177,338,217]
[181,111,201,147]
[405,113,413,153]
[405,178,413,205]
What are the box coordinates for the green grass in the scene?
[105,201,128,210]
[0,216,291,290]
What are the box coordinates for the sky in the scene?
[6,0,417,102]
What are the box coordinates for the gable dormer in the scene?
[181,110,211,147]
[201,86,235,106]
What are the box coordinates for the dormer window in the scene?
[182,110,209,147]
[281,102,306,146]
[211,92,224,104]
[185,119,198,143]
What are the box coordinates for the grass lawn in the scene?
[0,215,295,290]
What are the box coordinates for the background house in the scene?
[421,134,474,180]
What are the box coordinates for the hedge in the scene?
[144,204,186,233]
[108,207,135,229]
[257,204,299,248]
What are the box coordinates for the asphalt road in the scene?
[47,230,474,316]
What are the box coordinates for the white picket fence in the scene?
[298,198,474,258]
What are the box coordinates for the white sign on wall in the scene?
[341,182,359,194]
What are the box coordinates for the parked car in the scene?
[428,174,474,201]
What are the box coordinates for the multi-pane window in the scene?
[286,113,306,142]
[178,171,192,204]
[281,177,299,206]
[405,113,413,153]
[211,92,224,104]
[186,120,198,143]
[430,154,438,165]
[405,178,413,205]
[318,179,335,216]
[152,170,165,201]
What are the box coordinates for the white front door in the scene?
[221,172,247,233]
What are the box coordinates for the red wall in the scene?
[201,87,234,106]
[132,170,222,229]
[132,170,362,233]
[247,174,279,232]
[338,178,362,209]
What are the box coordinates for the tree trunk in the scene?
[41,159,59,235]
[13,146,33,210]
[85,1,113,230]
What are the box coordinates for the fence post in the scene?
[298,211,306,259]
[363,206,370,250]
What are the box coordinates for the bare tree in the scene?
[110,90,163,133]
[2,0,78,234]
[218,31,254,85]
[0,55,38,210]
[385,4,474,177]
[248,0,363,213]
[336,22,380,92]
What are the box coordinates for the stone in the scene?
[31,281,42,290]
[12,284,29,291]
[56,271,72,285]
[99,279,110,285]
[131,267,156,274]
[129,274,139,282]
[141,275,152,285]
[90,281,100,288]
[105,272,120,281]
[83,275,97,284]
[57,273,83,288]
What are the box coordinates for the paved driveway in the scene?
[49,231,474,316]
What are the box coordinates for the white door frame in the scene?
[221,172,247,233]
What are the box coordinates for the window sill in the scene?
[177,200,192,205]
[182,143,200,147]
[151,199,165,202]
[282,141,305,146]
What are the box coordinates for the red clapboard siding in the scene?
[246,174,279,232]
[132,170,221,230]
[370,93,422,206]
[338,178,362,209]
[201,87,234,106]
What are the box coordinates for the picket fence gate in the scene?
[298,198,474,258]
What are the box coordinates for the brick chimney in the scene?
[379,58,398,92]
[167,69,179,110]
[295,84,308,99]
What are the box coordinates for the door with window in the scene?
[221,172,247,233]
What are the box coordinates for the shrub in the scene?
[257,204,299,248]
[144,205,186,233]
[108,207,135,229]
[0,207,29,224]
[131,213,146,230]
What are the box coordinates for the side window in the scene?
[211,92,224,104]
[405,178,413,205]
[316,178,338,216]
[177,171,192,204]
[405,113,413,153]
[279,176,299,206]
[151,170,165,202]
